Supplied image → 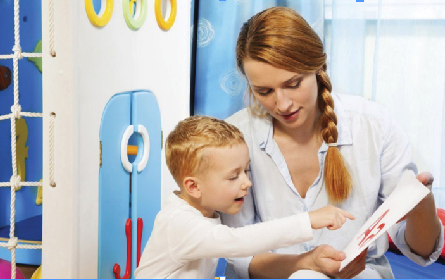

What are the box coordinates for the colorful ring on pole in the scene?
[85,0,114,27]
[154,0,177,30]
[137,125,150,172]
[121,125,134,173]
[123,0,148,30]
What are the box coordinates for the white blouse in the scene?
[221,92,444,279]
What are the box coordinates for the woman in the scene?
[220,7,443,279]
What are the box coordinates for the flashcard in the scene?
[339,170,430,271]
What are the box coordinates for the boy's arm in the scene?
[169,212,313,262]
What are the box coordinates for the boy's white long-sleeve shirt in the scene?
[134,193,313,279]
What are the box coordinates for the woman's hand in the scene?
[416,172,434,189]
[309,245,367,279]
[309,245,345,275]
[334,249,368,279]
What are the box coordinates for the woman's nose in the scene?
[276,89,292,112]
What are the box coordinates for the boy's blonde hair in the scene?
[165,115,246,186]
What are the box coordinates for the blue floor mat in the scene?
[385,250,445,279]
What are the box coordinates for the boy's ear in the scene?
[183,176,201,199]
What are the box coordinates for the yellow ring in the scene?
[85,0,114,27]
[154,0,177,30]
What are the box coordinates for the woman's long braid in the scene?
[318,66,352,203]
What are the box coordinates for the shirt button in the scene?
[303,244,309,251]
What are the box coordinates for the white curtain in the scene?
[326,0,445,208]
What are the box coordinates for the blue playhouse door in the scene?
[98,90,161,279]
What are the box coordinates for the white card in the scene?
[339,170,430,271]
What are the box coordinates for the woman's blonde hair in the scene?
[165,115,245,187]
[236,7,352,203]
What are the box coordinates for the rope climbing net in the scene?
[0,0,56,278]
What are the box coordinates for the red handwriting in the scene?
[357,209,389,248]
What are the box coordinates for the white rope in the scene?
[9,118,18,280]
[0,114,12,121]
[11,105,21,120]
[13,0,20,48]
[0,113,43,123]
[11,118,18,182]
[22,53,43,58]
[10,175,21,191]
[49,0,56,57]
[12,45,20,111]
[0,53,42,60]
[20,181,44,187]
[0,54,15,59]
[0,182,43,187]
[49,113,56,187]
[21,112,44,118]
[0,241,42,250]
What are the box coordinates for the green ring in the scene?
[123,0,147,30]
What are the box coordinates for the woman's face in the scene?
[243,58,319,132]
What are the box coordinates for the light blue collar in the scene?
[254,92,353,151]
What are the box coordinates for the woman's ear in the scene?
[183,176,201,199]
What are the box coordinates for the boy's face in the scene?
[195,143,252,218]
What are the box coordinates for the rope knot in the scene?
[12,45,23,59]
[10,175,21,191]
[7,237,18,250]
[11,104,22,119]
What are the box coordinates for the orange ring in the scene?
[154,0,177,30]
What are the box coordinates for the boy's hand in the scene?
[308,206,355,230]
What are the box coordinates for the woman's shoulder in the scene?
[225,108,256,136]
[333,92,391,122]
[225,108,271,148]
[225,108,251,127]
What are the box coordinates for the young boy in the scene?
[135,116,354,279]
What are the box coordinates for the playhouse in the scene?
[1,0,190,278]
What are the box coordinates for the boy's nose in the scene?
[242,177,252,190]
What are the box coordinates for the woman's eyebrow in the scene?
[250,75,303,89]
[251,84,270,91]
[282,75,303,85]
